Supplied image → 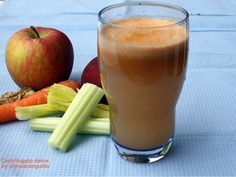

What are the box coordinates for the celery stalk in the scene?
[48,84,76,99]
[91,106,109,118]
[48,83,104,152]
[15,102,109,120]
[29,117,110,135]
[47,84,76,112]
[16,104,62,120]
[97,104,109,111]
[47,84,110,117]
[47,102,68,112]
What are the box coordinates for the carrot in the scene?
[0,80,81,123]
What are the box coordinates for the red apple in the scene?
[81,57,102,88]
[5,26,74,90]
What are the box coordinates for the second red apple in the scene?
[81,57,102,88]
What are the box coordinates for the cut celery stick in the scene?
[91,106,109,118]
[48,83,104,152]
[97,104,109,111]
[80,127,109,135]
[48,96,71,107]
[48,84,76,99]
[16,99,109,120]
[47,84,76,112]
[48,101,68,112]
[29,117,110,135]
[47,96,71,112]
[16,104,62,120]
[30,117,109,127]
[47,84,110,117]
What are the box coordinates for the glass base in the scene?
[113,137,173,163]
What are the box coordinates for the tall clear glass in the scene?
[98,2,189,163]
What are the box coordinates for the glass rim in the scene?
[98,1,189,29]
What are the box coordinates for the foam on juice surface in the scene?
[102,17,187,48]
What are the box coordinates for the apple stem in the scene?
[30,26,40,38]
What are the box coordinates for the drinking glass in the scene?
[98,1,189,163]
